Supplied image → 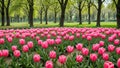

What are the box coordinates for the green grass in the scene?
[0,22,117,29]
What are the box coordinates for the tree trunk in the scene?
[108,12,110,21]
[6,8,10,26]
[69,10,72,22]
[45,8,48,25]
[60,7,65,27]
[54,11,57,23]
[28,0,34,27]
[79,8,82,25]
[1,0,5,26]
[59,0,68,27]
[88,2,91,24]
[40,9,42,24]
[78,2,82,25]
[116,0,120,28]
[96,0,102,27]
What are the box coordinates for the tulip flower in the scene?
[76,43,83,51]
[102,53,109,61]
[104,61,114,68]
[108,44,115,52]
[33,54,41,62]
[19,39,25,45]
[49,51,56,59]
[2,49,9,57]
[13,50,21,58]
[58,55,67,64]
[11,45,17,51]
[98,47,106,55]
[117,58,120,68]
[45,61,53,68]
[90,53,98,62]
[81,48,89,56]
[66,46,74,53]
[27,41,34,49]
[116,47,120,55]
[76,55,83,63]
[22,45,29,52]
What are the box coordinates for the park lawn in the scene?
[0,22,117,29]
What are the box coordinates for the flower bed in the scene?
[0,28,120,68]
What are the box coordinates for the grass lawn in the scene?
[0,22,117,29]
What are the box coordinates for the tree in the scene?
[87,0,91,24]
[113,0,120,28]
[27,0,34,27]
[58,0,68,27]
[0,0,5,26]
[52,0,60,23]
[5,0,11,26]
[35,0,44,24]
[92,0,105,27]
[73,0,85,25]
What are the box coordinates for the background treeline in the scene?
[0,0,120,28]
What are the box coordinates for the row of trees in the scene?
[0,0,120,28]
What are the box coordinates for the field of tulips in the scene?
[0,28,120,68]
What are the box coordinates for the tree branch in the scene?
[113,0,117,7]
[58,0,62,4]
[64,0,68,5]
[102,0,105,3]
[91,2,98,10]
[81,1,85,10]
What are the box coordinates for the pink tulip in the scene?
[36,36,40,41]
[0,38,5,44]
[90,53,98,62]
[108,44,115,52]
[49,51,56,59]
[102,53,109,61]
[11,46,17,51]
[101,35,106,39]
[76,55,83,63]
[58,55,67,64]
[104,61,114,68]
[38,40,42,45]
[2,49,9,57]
[22,45,29,52]
[27,41,34,48]
[82,35,86,39]
[99,41,104,47]
[0,50,3,57]
[45,61,53,68]
[76,33,80,38]
[108,37,114,42]
[98,47,106,55]
[55,39,62,45]
[87,36,92,41]
[92,44,100,51]
[117,58,120,68]
[33,54,41,62]
[15,33,20,38]
[81,48,89,56]
[66,46,74,53]
[76,43,83,51]
[114,39,120,45]
[116,47,120,55]
[47,39,55,45]
[7,37,13,43]
[13,50,21,58]
[41,41,48,49]
[69,36,74,41]
[19,39,25,45]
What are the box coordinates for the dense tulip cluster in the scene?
[0,28,120,67]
